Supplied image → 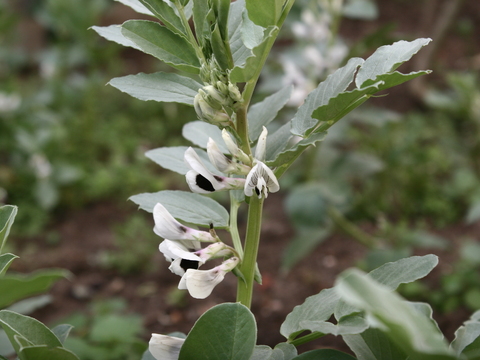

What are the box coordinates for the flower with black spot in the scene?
[184,147,245,193]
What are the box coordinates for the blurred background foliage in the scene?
[0,0,479,342]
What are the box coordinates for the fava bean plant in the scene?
[1,0,480,359]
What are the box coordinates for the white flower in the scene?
[184,147,245,193]
[207,138,250,175]
[153,203,215,243]
[221,129,251,164]
[149,333,184,360]
[244,161,280,199]
[159,240,202,276]
[254,126,268,161]
[178,257,239,299]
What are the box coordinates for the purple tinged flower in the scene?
[149,333,184,360]
[178,257,239,299]
[153,203,216,243]
[244,161,280,199]
[207,138,250,175]
[159,239,203,276]
[184,147,245,193]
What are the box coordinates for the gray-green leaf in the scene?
[129,190,229,228]
[0,205,17,253]
[91,25,142,50]
[108,72,202,105]
[248,86,292,141]
[121,20,200,73]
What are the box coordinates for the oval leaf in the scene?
[109,72,202,105]
[129,190,229,229]
[121,20,200,73]
[179,303,256,360]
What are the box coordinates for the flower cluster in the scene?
[152,127,279,298]
[153,203,238,299]
[185,127,279,199]
[194,59,243,126]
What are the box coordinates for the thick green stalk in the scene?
[229,195,244,259]
[236,196,264,308]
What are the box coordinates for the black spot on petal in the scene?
[254,187,260,196]
[196,174,215,192]
[179,225,187,233]
[180,259,200,271]
[213,175,223,182]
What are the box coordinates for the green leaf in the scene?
[129,190,229,228]
[109,72,202,105]
[6,295,51,315]
[115,0,153,15]
[179,303,256,360]
[281,288,339,340]
[342,328,406,360]
[91,314,142,343]
[355,38,432,88]
[451,310,480,357]
[19,345,79,360]
[91,25,142,50]
[264,122,292,163]
[192,0,209,48]
[212,0,230,41]
[141,349,157,360]
[121,20,200,73]
[139,0,187,37]
[0,253,18,276]
[336,269,455,360]
[334,254,439,319]
[145,146,219,175]
[282,226,331,272]
[0,205,17,254]
[291,57,364,137]
[0,310,62,355]
[267,131,327,169]
[300,312,368,337]
[249,345,273,360]
[281,255,438,341]
[51,324,74,345]
[229,1,255,68]
[292,349,357,360]
[245,0,282,27]
[0,269,69,308]
[211,22,231,70]
[182,121,226,152]
[240,9,265,50]
[270,342,297,360]
[230,26,278,83]
[248,86,292,141]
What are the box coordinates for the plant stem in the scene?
[236,196,264,308]
[229,195,244,259]
[289,331,325,347]
[327,206,379,249]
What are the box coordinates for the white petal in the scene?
[159,240,202,262]
[153,203,215,242]
[207,137,232,173]
[149,333,184,360]
[182,267,226,299]
[244,162,279,198]
[184,147,221,187]
[153,203,190,239]
[168,258,186,276]
[254,126,268,161]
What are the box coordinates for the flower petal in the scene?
[254,126,268,161]
[149,333,184,360]
[159,240,202,262]
[244,161,279,198]
[153,203,215,242]
[181,267,226,299]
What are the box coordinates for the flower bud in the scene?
[221,129,251,164]
[194,93,230,126]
